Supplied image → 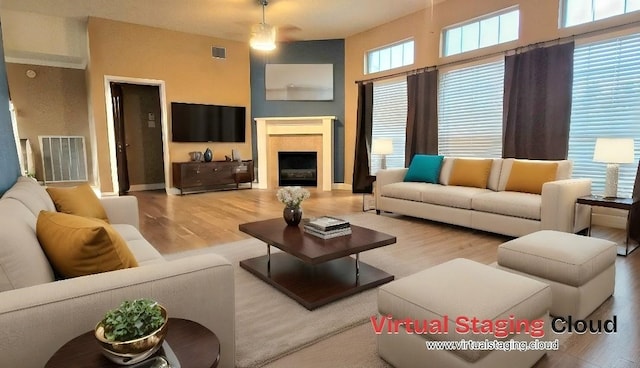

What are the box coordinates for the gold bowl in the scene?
[95,306,168,365]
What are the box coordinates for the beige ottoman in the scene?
[377,258,551,368]
[497,230,616,320]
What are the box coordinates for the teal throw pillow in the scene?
[404,155,444,183]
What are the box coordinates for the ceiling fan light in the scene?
[250,23,276,51]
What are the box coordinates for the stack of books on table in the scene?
[303,216,351,239]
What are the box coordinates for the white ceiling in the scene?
[0,0,440,42]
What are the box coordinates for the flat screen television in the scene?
[171,102,246,142]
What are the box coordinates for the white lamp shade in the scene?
[372,138,393,155]
[250,23,276,51]
[593,138,635,164]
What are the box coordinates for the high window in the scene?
[442,8,519,57]
[366,40,414,74]
[562,0,640,28]
[371,78,407,174]
[438,59,505,157]
[567,32,640,197]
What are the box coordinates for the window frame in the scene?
[561,0,640,28]
[566,28,640,198]
[370,76,408,174]
[365,38,415,75]
[441,6,520,57]
[437,56,506,158]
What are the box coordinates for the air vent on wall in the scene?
[212,46,227,59]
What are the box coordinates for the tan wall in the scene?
[344,0,640,185]
[121,84,164,186]
[87,17,251,193]
[6,63,92,182]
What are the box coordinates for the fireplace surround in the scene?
[254,116,335,191]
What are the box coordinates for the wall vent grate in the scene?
[39,136,88,183]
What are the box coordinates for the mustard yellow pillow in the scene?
[448,159,494,189]
[46,184,109,223]
[505,161,558,194]
[36,211,138,278]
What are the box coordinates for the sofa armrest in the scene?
[541,178,592,233]
[0,253,235,368]
[100,196,139,229]
[375,168,408,205]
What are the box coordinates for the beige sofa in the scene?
[375,158,591,237]
[0,177,235,368]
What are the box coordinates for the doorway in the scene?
[105,77,169,195]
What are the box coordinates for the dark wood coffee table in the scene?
[239,218,396,310]
[45,318,220,368]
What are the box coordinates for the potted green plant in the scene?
[94,298,168,365]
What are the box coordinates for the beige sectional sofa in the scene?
[0,177,235,368]
[375,157,592,237]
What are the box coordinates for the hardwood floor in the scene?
[131,188,640,368]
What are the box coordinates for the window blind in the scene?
[568,32,640,197]
[371,78,407,174]
[438,59,505,157]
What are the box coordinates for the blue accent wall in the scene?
[250,39,345,183]
[0,23,20,194]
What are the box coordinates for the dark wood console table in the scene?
[173,160,253,195]
[577,195,638,256]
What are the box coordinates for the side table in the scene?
[46,318,220,368]
[577,195,638,256]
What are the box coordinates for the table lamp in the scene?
[593,138,635,198]
[372,138,393,170]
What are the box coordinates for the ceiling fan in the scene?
[249,0,301,51]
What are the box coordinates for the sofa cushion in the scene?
[448,158,493,189]
[36,211,138,278]
[472,191,542,220]
[421,185,491,210]
[1,176,56,217]
[0,199,55,292]
[380,182,425,202]
[505,161,559,194]
[404,155,443,183]
[111,224,165,266]
[440,158,503,191]
[46,184,110,222]
[498,159,572,191]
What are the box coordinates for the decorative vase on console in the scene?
[276,186,310,226]
[203,148,213,162]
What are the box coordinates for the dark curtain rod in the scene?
[355,17,640,85]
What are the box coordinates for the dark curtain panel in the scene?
[405,70,439,166]
[352,82,374,193]
[110,82,130,194]
[502,42,575,160]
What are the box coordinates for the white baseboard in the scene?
[128,183,166,192]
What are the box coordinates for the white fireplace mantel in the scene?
[255,116,335,191]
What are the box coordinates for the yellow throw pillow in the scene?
[505,161,559,194]
[448,159,494,189]
[46,183,109,223]
[36,211,138,278]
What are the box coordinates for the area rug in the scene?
[168,213,506,367]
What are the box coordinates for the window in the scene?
[562,0,640,28]
[443,8,519,57]
[371,78,407,174]
[568,32,640,197]
[438,59,505,157]
[367,40,414,74]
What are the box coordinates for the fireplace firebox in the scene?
[278,151,317,187]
